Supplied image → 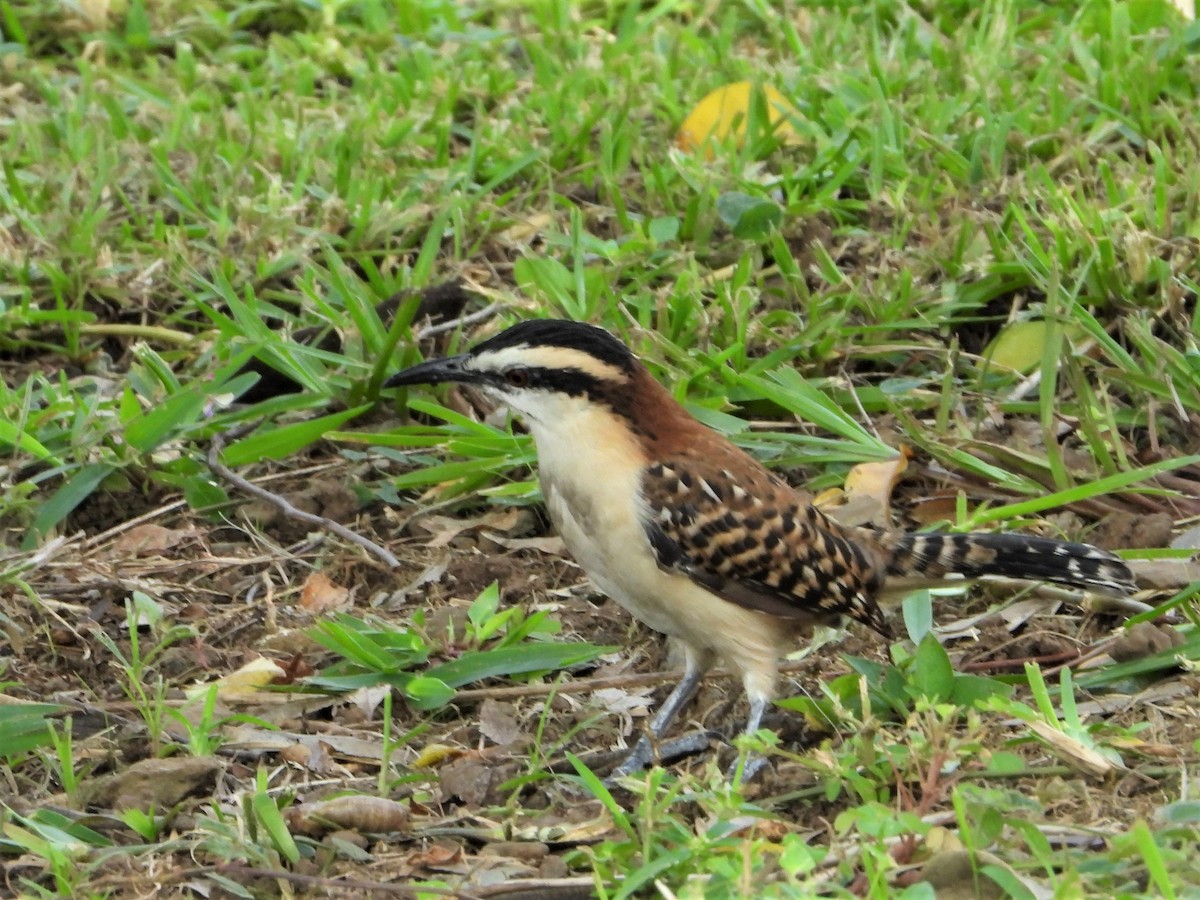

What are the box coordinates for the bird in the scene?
[385,319,1137,777]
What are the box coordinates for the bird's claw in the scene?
[605,729,721,783]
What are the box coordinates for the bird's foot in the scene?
[728,752,771,784]
[605,730,720,783]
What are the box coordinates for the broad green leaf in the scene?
[26,463,116,548]
[983,320,1051,374]
[404,676,456,710]
[221,406,370,466]
[0,704,66,758]
[123,387,208,454]
[426,643,615,688]
[716,191,783,240]
[951,674,1012,707]
[901,590,933,644]
[913,633,955,702]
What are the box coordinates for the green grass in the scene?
[2,0,1199,896]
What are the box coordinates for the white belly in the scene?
[539,445,689,638]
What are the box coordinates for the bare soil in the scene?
[2,448,1196,898]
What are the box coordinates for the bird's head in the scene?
[384,319,641,425]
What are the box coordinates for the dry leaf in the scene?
[676,81,799,155]
[908,493,961,527]
[411,743,463,769]
[499,211,556,246]
[346,684,391,720]
[479,699,525,747]
[1026,721,1123,778]
[280,740,343,775]
[421,509,539,549]
[299,571,352,612]
[407,842,464,870]
[287,795,409,836]
[186,656,285,704]
[279,743,311,767]
[439,757,501,805]
[1171,525,1200,550]
[224,726,390,764]
[111,523,198,556]
[841,452,909,526]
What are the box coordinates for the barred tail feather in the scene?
[883,532,1136,597]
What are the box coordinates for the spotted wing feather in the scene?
[640,459,892,635]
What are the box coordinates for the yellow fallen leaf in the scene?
[676,81,799,156]
[411,743,461,769]
[842,451,910,526]
[811,487,845,509]
[186,656,285,703]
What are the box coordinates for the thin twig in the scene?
[207,426,401,569]
[415,301,506,340]
[81,459,350,551]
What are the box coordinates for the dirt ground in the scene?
[2,433,1198,897]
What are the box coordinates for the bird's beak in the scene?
[384,354,475,389]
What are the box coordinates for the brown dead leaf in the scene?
[111,523,199,556]
[908,493,961,527]
[479,699,525,747]
[276,652,315,684]
[280,740,343,775]
[224,726,389,765]
[499,211,556,247]
[286,795,410,836]
[279,743,311,767]
[1128,557,1200,591]
[299,571,352,612]
[407,842,464,870]
[479,841,550,862]
[439,757,497,805]
[481,533,567,555]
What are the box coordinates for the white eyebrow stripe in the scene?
[471,345,628,383]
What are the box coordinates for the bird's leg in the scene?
[743,692,768,735]
[730,693,772,782]
[610,649,711,778]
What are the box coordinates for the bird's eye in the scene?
[505,368,530,388]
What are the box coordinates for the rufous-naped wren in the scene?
[386,320,1136,776]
